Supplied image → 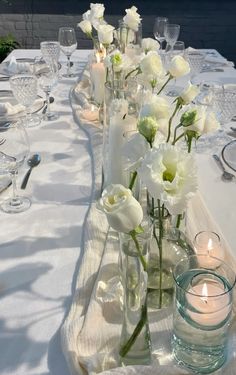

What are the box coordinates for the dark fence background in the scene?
[0,0,235,63]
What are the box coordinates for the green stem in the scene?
[176,214,182,229]
[157,199,163,309]
[119,301,147,357]
[125,67,139,80]
[172,123,182,145]
[172,132,185,145]
[166,100,181,143]
[128,171,137,191]
[130,232,147,272]
[188,136,193,153]
[156,75,172,95]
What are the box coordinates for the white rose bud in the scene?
[142,38,160,54]
[123,6,141,32]
[77,20,92,35]
[203,111,220,134]
[90,3,105,19]
[181,106,206,134]
[168,55,190,78]
[180,81,200,104]
[97,24,115,45]
[98,184,143,233]
[140,51,163,77]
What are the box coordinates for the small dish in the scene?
[221,140,236,172]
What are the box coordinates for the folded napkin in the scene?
[0,102,25,115]
[7,56,32,74]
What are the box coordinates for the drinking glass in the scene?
[10,74,40,128]
[0,121,31,213]
[40,41,60,65]
[164,24,180,52]
[187,51,205,82]
[38,61,59,121]
[153,17,168,50]
[58,27,77,77]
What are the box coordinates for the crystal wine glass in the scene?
[10,74,40,128]
[58,27,77,77]
[40,41,60,65]
[0,120,31,213]
[37,61,59,121]
[164,24,180,52]
[153,17,168,50]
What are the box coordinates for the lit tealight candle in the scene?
[193,231,224,268]
[81,105,99,122]
[187,277,231,327]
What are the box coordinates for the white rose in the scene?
[90,3,105,19]
[122,132,150,170]
[139,144,198,215]
[97,24,115,45]
[203,111,220,134]
[140,95,170,120]
[168,55,190,78]
[140,51,163,77]
[82,10,91,21]
[77,20,92,35]
[123,6,141,32]
[142,38,160,54]
[180,81,200,104]
[98,184,143,232]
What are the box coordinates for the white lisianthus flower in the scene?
[123,6,142,31]
[98,184,143,233]
[109,50,133,73]
[138,144,198,215]
[168,55,190,78]
[140,95,170,120]
[203,111,220,134]
[140,51,163,77]
[77,20,92,35]
[180,81,200,104]
[154,118,169,138]
[122,132,150,170]
[142,38,160,54]
[138,116,159,145]
[97,24,115,45]
[90,3,105,19]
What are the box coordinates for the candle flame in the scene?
[201,283,208,304]
[207,238,213,252]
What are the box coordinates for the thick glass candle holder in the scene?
[172,255,236,374]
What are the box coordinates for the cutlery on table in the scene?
[21,153,41,189]
[201,68,224,73]
[212,154,235,181]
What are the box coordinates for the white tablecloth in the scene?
[0,49,236,375]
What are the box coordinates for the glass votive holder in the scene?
[172,255,236,374]
[193,230,224,269]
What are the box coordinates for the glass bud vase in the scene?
[119,222,152,366]
[118,20,142,54]
[147,227,194,310]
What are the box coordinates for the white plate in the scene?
[222,140,236,172]
[0,90,44,118]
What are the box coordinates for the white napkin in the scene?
[8,56,32,74]
[0,102,25,115]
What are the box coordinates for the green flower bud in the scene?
[137,116,158,145]
[180,109,197,127]
[111,53,122,67]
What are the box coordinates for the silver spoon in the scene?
[212,154,235,181]
[21,154,41,189]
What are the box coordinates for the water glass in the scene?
[164,24,180,51]
[10,74,40,128]
[58,27,77,77]
[40,41,60,64]
[172,255,236,374]
[187,51,205,81]
[153,16,168,50]
[213,85,236,124]
[0,121,31,213]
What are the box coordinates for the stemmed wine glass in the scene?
[58,27,77,77]
[0,120,31,213]
[10,74,40,128]
[164,24,180,52]
[153,17,168,50]
[37,61,59,121]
